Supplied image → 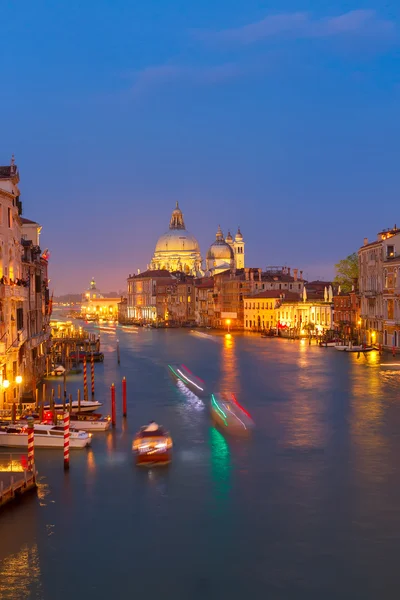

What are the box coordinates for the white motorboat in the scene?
[0,424,91,448]
[380,363,400,370]
[69,413,111,431]
[345,345,374,353]
[335,345,349,351]
[210,393,254,435]
[44,400,102,413]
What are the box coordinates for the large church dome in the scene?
[150,203,203,275]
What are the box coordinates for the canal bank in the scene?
[1,327,400,599]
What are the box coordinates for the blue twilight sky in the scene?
[0,1,399,294]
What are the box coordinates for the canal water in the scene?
[1,326,400,599]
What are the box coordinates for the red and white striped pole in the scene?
[111,383,116,427]
[64,412,70,470]
[83,355,88,401]
[122,376,127,418]
[90,352,95,398]
[27,417,34,471]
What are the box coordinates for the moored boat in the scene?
[43,400,102,413]
[210,393,254,435]
[345,345,374,352]
[0,423,91,448]
[168,364,206,397]
[42,411,111,431]
[132,422,172,466]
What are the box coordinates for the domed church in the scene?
[206,226,245,275]
[149,203,204,276]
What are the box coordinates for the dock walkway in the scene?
[0,455,37,510]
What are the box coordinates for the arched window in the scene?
[384,269,388,288]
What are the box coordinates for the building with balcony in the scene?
[0,158,51,409]
[359,225,400,348]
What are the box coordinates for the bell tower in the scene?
[233,227,245,269]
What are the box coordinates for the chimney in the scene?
[364,237,368,246]
[299,270,303,281]
[293,268,298,282]
[245,268,250,281]
[258,268,262,282]
[288,267,291,276]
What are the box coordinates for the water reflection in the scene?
[219,334,240,395]
[210,427,231,502]
[0,544,43,600]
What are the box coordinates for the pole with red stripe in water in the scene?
[122,377,127,418]
[90,352,95,398]
[64,412,70,470]
[83,355,88,401]
[27,417,35,471]
[111,383,116,427]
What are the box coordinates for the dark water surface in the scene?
[1,328,400,599]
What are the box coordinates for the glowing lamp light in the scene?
[226,319,231,325]
[2,379,10,389]
[15,375,22,384]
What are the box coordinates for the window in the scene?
[188,295,191,303]
[187,286,191,293]
[289,284,292,290]
[0,204,2,225]
[16,307,23,330]
[387,245,395,258]
[7,208,12,228]
[298,284,301,289]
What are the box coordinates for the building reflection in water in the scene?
[218,334,240,396]
[349,357,390,487]
[279,343,328,451]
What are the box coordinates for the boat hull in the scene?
[0,432,90,449]
[44,401,102,413]
[69,418,110,431]
[135,450,171,466]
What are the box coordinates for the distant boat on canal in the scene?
[168,364,207,397]
[210,393,254,435]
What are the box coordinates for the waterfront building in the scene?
[0,158,51,408]
[244,287,334,334]
[80,278,120,321]
[194,277,214,327]
[127,269,176,322]
[333,292,361,340]
[359,225,400,348]
[149,203,203,276]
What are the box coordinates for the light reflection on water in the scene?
[2,327,400,599]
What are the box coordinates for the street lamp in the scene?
[2,379,9,389]
[226,319,231,333]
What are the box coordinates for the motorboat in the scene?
[345,345,374,353]
[320,339,341,347]
[132,422,172,466]
[69,413,111,431]
[210,393,254,435]
[42,410,111,431]
[0,423,91,448]
[168,364,206,397]
[43,400,102,413]
[335,345,350,351]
